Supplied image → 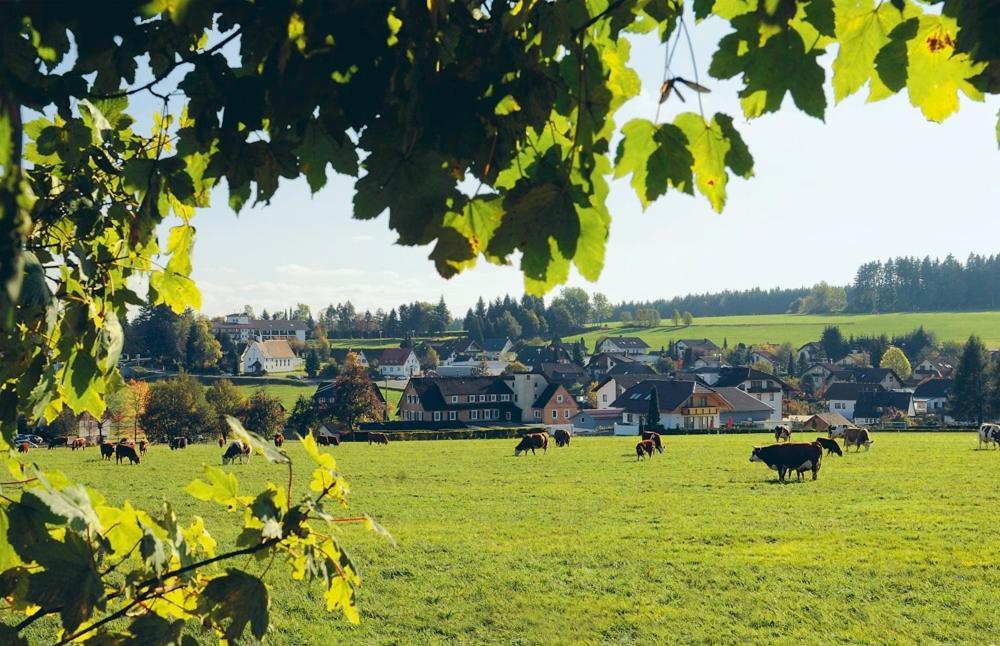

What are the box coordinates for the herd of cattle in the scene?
[20,423,1000,479]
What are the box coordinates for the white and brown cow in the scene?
[978,423,1000,450]
[842,427,874,452]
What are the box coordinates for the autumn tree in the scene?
[240,390,286,440]
[880,346,913,381]
[140,375,214,442]
[331,354,386,433]
[0,1,996,642]
[205,379,247,437]
[121,379,150,443]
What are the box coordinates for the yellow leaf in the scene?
[904,15,985,122]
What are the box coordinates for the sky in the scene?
[141,13,1000,317]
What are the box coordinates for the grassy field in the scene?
[576,311,1000,350]
[18,433,1000,644]
[233,382,315,409]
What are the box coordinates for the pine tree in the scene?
[786,353,795,377]
[950,335,988,424]
[646,386,661,431]
[305,350,320,378]
[989,358,1000,419]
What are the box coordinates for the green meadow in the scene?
[18,433,1000,644]
[577,311,1000,350]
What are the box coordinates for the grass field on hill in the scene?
[230,382,402,411]
[19,433,1000,644]
[577,311,1000,350]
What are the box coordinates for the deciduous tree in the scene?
[880,346,913,381]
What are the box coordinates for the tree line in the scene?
[848,253,1000,313]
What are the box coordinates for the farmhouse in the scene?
[378,348,421,378]
[914,357,958,379]
[213,313,308,343]
[529,383,579,431]
[515,343,573,370]
[823,382,884,420]
[715,387,775,427]
[800,362,838,394]
[241,340,303,374]
[912,378,953,420]
[399,377,520,423]
[712,367,788,422]
[749,348,780,372]
[675,338,720,358]
[853,390,915,425]
[592,374,676,410]
[480,337,515,361]
[831,367,904,391]
[329,348,372,368]
[596,336,650,357]
[612,380,731,433]
[571,408,624,434]
[313,379,387,419]
[802,411,854,432]
[797,342,823,364]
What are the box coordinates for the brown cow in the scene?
[318,433,341,446]
[514,433,547,456]
[273,433,284,448]
[17,442,29,454]
[842,427,874,452]
[138,440,147,455]
[554,429,571,447]
[636,439,655,461]
[100,443,115,461]
[71,438,87,450]
[115,443,140,465]
[222,441,250,465]
[218,436,225,448]
[641,431,664,454]
[368,432,389,445]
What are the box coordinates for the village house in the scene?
[241,339,303,374]
[797,342,823,364]
[913,357,958,380]
[434,337,482,363]
[571,408,624,434]
[823,382,884,420]
[480,337,515,361]
[912,378,953,420]
[595,336,650,357]
[612,380,731,433]
[802,411,854,433]
[592,374,676,410]
[514,342,573,370]
[528,383,579,431]
[536,362,588,390]
[749,348,780,372]
[715,387,775,428]
[831,367,904,392]
[712,367,789,422]
[800,362,839,394]
[312,379,387,419]
[674,338,721,358]
[213,313,308,343]
[853,390,915,426]
[378,348,421,378]
[398,377,520,423]
[834,351,870,367]
[329,348,372,368]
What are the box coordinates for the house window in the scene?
[469,395,475,403]
[602,394,607,402]
[551,410,557,419]
[557,394,564,403]
[433,411,441,421]
[534,411,541,420]
[505,412,512,421]
[501,394,510,402]
[449,411,457,420]
[470,410,479,421]
[769,393,775,402]
[564,409,570,419]
[480,395,486,402]
[490,394,497,402]
[452,396,458,403]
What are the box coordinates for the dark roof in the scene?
[573,407,624,421]
[607,361,655,376]
[678,338,720,350]
[313,379,386,406]
[481,337,511,352]
[854,391,912,419]
[380,348,416,365]
[330,348,372,364]
[832,367,902,385]
[612,380,719,414]
[434,337,481,359]
[714,367,790,390]
[538,362,587,384]
[517,344,572,368]
[407,377,515,411]
[798,342,822,351]
[714,387,774,413]
[805,362,838,373]
[594,373,676,392]
[914,378,952,398]
[824,382,883,401]
[598,336,650,350]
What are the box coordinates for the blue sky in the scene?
[150,16,999,317]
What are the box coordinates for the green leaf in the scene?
[128,614,185,644]
[673,112,753,213]
[197,569,270,641]
[99,312,123,373]
[150,225,200,313]
[902,14,986,122]
[60,350,105,417]
[614,118,694,209]
[27,475,102,535]
[185,465,244,508]
[832,0,918,102]
[140,526,169,575]
[296,121,358,193]
[25,531,104,633]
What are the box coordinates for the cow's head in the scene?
[750,447,762,463]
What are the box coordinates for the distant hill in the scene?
[577,311,1000,351]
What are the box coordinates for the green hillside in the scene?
[575,311,1000,351]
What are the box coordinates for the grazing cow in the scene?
[641,431,664,454]
[138,440,147,455]
[48,437,67,449]
[749,442,823,482]
[774,425,791,442]
[100,443,115,461]
[814,437,843,457]
[18,442,29,454]
[368,432,389,446]
[222,441,250,465]
[218,436,225,448]
[843,427,874,452]
[71,438,87,450]
[318,433,341,446]
[828,425,848,439]
[554,429,571,447]
[978,423,1000,449]
[636,439,655,461]
[169,437,188,450]
[514,433,548,456]
[273,433,284,448]
[115,443,140,465]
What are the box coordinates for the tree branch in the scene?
[571,0,629,37]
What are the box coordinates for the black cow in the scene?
[318,434,341,446]
[48,437,68,449]
[169,437,188,450]
[100,443,115,461]
[750,442,823,482]
[554,429,571,447]
[115,444,140,465]
[514,433,548,456]
[222,441,250,465]
[815,436,843,456]
[138,440,147,455]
